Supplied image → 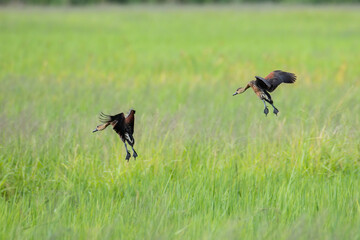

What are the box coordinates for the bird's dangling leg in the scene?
[124,142,131,161]
[262,100,269,116]
[264,99,279,115]
[131,145,138,160]
[264,98,279,116]
[270,103,279,116]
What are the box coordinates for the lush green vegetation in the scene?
[1,6,360,239]
[2,0,360,5]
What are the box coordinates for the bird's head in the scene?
[92,125,100,133]
[92,123,109,133]
[233,87,244,96]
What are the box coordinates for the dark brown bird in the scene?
[92,109,138,161]
[233,70,296,116]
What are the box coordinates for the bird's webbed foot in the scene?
[133,150,138,159]
[273,108,279,116]
[264,107,269,116]
[125,151,131,161]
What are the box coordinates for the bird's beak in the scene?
[92,129,98,133]
[233,92,238,96]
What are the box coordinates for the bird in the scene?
[233,70,296,116]
[92,109,138,161]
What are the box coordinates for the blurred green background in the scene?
[1,4,360,240]
[1,0,360,5]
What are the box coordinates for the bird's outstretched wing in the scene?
[125,110,135,135]
[255,76,271,89]
[266,70,296,84]
[99,112,125,125]
[257,70,296,92]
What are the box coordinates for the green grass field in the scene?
[1,5,360,239]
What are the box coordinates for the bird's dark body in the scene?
[233,70,296,116]
[111,112,135,145]
[246,81,273,104]
[93,109,137,161]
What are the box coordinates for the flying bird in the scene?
[93,109,138,161]
[233,70,296,116]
